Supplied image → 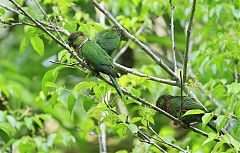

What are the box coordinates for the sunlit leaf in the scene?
[19,37,29,55]
[68,92,77,114]
[202,112,214,129]
[182,109,205,117]
[31,36,44,57]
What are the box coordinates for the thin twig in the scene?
[182,85,207,111]
[51,60,177,86]
[33,0,66,43]
[113,21,147,62]
[0,3,21,14]
[138,130,167,153]
[0,20,67,34]
[92,0,178,79]
[183,0,197,83]
[147,121,189,153]
[115,63,177,86]
[169,0,177,73]
[49,61,86,67]
[0,4,69,36]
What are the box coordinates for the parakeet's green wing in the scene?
[82,41,114,66]
[94,29,121,54]
[170,97,205,111]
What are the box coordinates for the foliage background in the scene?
[0,0,239,152]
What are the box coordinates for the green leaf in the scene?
[48,92,59,107]
[58,50,71,62]
[127,124,138,134]
[0,8,5,16]
[202,112,214,128]
[222,135,240,152]
[19,37,29,55]
[124,99,139,105]
[114,123,128,138]
[0,126,10,142]
[7,115,17,128]
[24,117,33,129]
[216,115,228,132]
[211,139,226,153]
[52,6,60,15]
[42,69,59,95]
[44,82,58,88]
[73,82,96,93]
[229,83,240,94]
[82,96,95,112]
[31,36,44,57]
[118,114,127,123]
[182,109,205,117]
[129,106,141,115]
[202,132,218,146]
[61,132,76,146]
[32,116,43,129]
[19,140,37,153]
[68,92,77,114]
[131,117,142,124]
[0,85,10,98]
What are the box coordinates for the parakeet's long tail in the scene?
[207,121,225,135]
[109,75,124,99]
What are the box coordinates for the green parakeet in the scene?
[93,27,128,56]
[156,95,222,134]
[68,31,124,98]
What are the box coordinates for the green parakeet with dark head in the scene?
[156,95,224,134]
[93,27,128,56]
[68,31,124,99]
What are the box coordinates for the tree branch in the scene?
[115,63,177,86]
[147,121,189,153]
[183,0,197,83]
[113,21,147,62]
[138,130,167,153]
[169,0,177,73]
[50,61,177,86]
[0,20,67,34]
[0,4,69,36]
[33,0,66,43]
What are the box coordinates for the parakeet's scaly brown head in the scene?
[156,95,173,111]
[68,31,88,49]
